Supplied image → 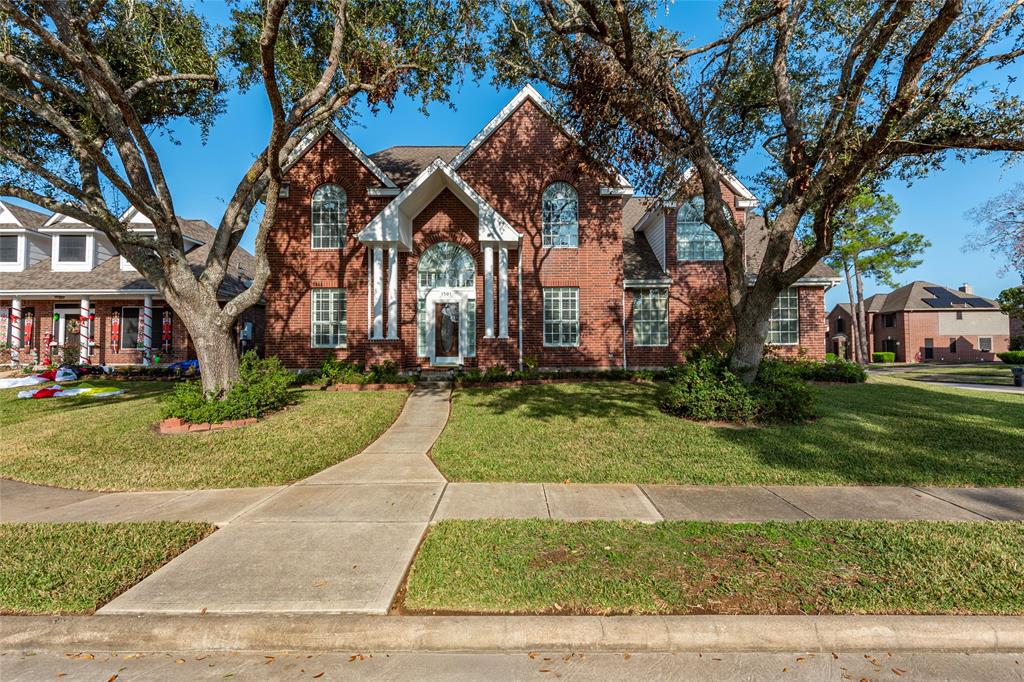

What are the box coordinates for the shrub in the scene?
[1011,336,1024,352]
[786,359,867,383]
[163,351,293,424]
[752,362,816,423]
[872,352,896,363]
[825,352,838,362]
[997,350,1024,365]
[367,360,412,384]
[320,358,367,385]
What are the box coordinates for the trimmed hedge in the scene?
[997,351,1024,365]
[162,351,293,424]
[872,352,896,363]
[296,358,414,386]
[787,358,867,383]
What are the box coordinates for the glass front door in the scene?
[435,302,459,360]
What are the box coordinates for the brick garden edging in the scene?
[159,417,258,435]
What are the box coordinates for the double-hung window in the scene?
[58,234,87,262]
[543,287,579,347]
[767,288,799,345]
[311,288,347,348]
[633,288,668,346]
[311,184,346,249]
[0,235,18,263]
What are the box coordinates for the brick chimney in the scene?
[959,283,973,295]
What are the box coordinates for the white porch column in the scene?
[483,245,495,338]
[498,246,509,338]
[10,297,22,364]
[386,246,399,339]
[79,297,90,364]
[372,247,384,339]
[142,294,153,366]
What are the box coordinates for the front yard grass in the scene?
[431,376,1024,485]
[0,522,213,614]
[404,519,1024,615]
[0,381,408,490]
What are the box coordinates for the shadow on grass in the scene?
[460,381,658,422]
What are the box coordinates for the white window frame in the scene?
[543,287,580,347]
[767,288,800,345]
[311,184,347,250]
[0,232,24,272]
[676,196,723,261]
[541,182,579,248]
[311,288,347,348]
[979,336,993,352]
[52,232,94,272]
[633,287,669,347]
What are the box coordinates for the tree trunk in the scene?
[729,297,774,385]
[187,319,240,397]
[843,263,862,364]
[854,264,871,363]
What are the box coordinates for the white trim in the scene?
[51,232,94,272]
[79,297,91,363]
[450,84,633,190]
[0,201,25,226]
[310,288,348,349]
[498,247,509,338]
[372,247,384,339]
[623,279,671,288]
[423,287,475,367]
[283,126,398,189]
[599,187,635,196]
[367,187,402,197]
[483,245,495,338]
[357,158,521,250]
[677,166,760,207]
[0,232,26,272]
[386,246,399,339]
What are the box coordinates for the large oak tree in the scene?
[495,0,1024,382]
[0,0,483,394]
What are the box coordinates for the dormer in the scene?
[0,200,48,273]
[118,207,157,271]
[41,213,99,271]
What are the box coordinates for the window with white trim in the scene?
[676,195,723,260]
[119,306,164,350]
[633,288,668,346]
[767,288,799,345]
[980,337,992,352]
[0,235,18,263]
[543,287,579,347]
[311,184,346,249]
[58,234,87,262]
[542,182,578,248]
[311,288,347,348]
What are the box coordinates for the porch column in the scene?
[483,245,495,338]
[386,246,399,339]
[79,297,90,364]
[498,246,509,338]
[142,294,153,365]
[10,297,22,364]
[372,247,384,339]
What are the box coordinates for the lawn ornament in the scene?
[111,310,120,354]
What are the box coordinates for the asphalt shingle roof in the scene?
[743,215,838,281]
[368,146,462,186]
[622,197,668,281]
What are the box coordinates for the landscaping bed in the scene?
[431,376,1024,485]
[402,519,1024,615]
[0,522,213,614]
[0,380,408,490]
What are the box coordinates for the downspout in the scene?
[517,239,524,372]
[621,285,627,370]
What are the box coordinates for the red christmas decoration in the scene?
[162,310,172,352]
[111,311,121,354]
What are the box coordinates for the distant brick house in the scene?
[0,201,258,367]
[826,281,1011,362]
[263,85,838,370]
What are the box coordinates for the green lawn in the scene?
[404,519,1024,615]
[0,522,213,614]
[0,381,408,490]
[895,363,1017,386]
[431,377,1024,485]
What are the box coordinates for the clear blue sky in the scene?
[9,1,1023,309]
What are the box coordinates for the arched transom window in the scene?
[311,184,347,249]
[542,182,578,248]
[417,242,476,293]
[676,195,723,261]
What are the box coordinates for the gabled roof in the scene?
[369,146,462,186]
[679,166,759,208]
[357,158,521,250]
[834,294,887,316]
[450,84,632,192]
[743,215,838,283]
[0,200,48,228]
[878,281,999,313]
[283,125,398,189]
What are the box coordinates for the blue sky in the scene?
[9,1,1024,309]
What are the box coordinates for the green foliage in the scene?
[997,351,1024,365]
[751,362,816,424]
[997,287,1024,320]
[299,358,412,386]
[872,352,896,363]
[825,352,838,362]
[162,351,292,424]
[319,358,367,385]
[785,359,867,384]
[367,360,409,384]
[1011,337,1024,352]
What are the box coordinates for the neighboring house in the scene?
[825,281,1010,363]
[264,84,838,370]
[0,201,259,366]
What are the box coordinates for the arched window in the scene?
[542,182,578,248]
[416,242,477,358]
[311,184,346,249]
[676,195,723,260]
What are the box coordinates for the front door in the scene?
[434,302,460,361]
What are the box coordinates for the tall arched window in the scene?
[676,195,723,260]
[542,182,578,248]
[311,184,346,249]
[416,242,477,357]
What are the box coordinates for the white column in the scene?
[483,245,494,338]
[79,297,90,364]
[142,294,153,366]
[372,247,384,339]
[498,246,509,338]
[10,297,22,364]
[367,250,373,338]
[387,246,399,339]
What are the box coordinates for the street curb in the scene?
[3,615,1023,653]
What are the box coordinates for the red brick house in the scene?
[263,85,837,371]
[0,201,258,367]
[826,281,1011,362]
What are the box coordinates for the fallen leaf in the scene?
[528,652,538,659]
[313,673,325,679]
[200,608,207,616]
[892,668,904,676]
[106,675,118,682]
[623,653,631,660]
[832,652,839,660]
[175,659,185,664]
